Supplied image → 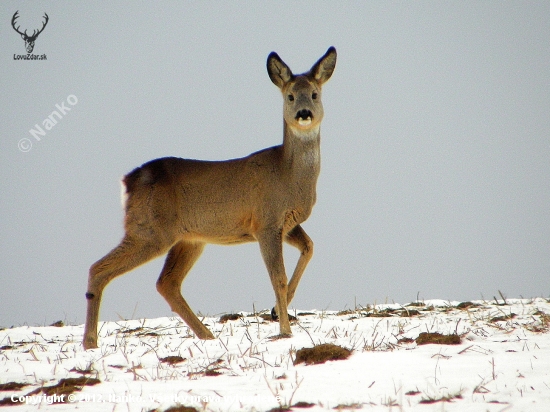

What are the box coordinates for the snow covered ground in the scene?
[1,298,549,411]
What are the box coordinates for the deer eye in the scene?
[312,92,318,100]
[287,94,294,102]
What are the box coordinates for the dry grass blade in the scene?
[294,343,351,365]
[490,314,516,322]
[0,382,29,391]
[415,332,461,345]
[419,392,463,404]
[292,401,316,408]
[164,406,199,412]
[219,313,242,323]
[39,377,100,397]
[333,402,363,410]
[456,301,479,309]
[9,377,102,404]
[160,355,187,365]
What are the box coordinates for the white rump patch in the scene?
[120,178,128,210]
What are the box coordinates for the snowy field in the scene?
[1,298,549,411]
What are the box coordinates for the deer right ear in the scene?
[267,52,293,89]
[310,46,337,85]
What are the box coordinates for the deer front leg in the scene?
[271,225,313,321]
[257,228,291,336]
[284,225,313,305]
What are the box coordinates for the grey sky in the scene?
[1,2,549,328]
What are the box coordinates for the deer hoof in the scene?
[271,307,278,321]
[271,307,298,322]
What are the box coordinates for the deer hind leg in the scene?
[156,241,214,340]
[83,236,170,349]
[258,228,291,336]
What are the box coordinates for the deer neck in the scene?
[282,122,321,178]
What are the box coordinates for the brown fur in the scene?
[83,47,337,349]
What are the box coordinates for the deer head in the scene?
[12,11,49,54]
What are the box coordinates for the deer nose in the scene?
[295,109,313,121]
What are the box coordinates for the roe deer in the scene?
[83,47,337,349]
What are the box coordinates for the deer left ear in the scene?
[310,46,337,84]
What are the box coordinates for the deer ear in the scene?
[267,52,294,89]
[310,46,337,84]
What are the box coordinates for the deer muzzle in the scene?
[296,109,313,126]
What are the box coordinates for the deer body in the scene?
[124,138,318,246]
[83,47,336,349]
